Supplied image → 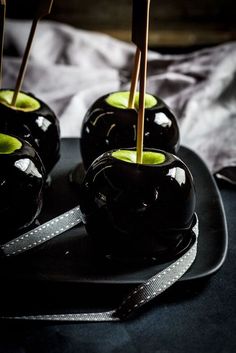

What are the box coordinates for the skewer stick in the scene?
[131,0,151,163]
[0,0,6,88]
[128,47,141,109]
[11,0,54,106]
[136,34,149,164]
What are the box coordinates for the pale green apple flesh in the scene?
[105,91,157,110]
[112,150,165,165]
[0,133,22,154]
[0,90,40,112]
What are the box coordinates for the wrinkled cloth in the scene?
[2,19,236,175]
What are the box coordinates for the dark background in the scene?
[5,0,236,50]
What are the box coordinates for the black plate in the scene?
[0,139,228,285]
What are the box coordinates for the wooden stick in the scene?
[0,0,6,88]
[136,44,148,163]
[11,0,54,106]
[135,0,151,164]
[128,47,141,109]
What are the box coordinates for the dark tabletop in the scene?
[0,140,235,353]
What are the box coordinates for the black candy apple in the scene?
[79,148,196,264]
[80,91,180,170]
[0,132,45,242]
[0,89,60,174]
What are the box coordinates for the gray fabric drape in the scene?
[3,20,236,175]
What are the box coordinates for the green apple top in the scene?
[112,150,166,165]
[105,91,157,110]
[0,133,22,154]
[0,90,40,112]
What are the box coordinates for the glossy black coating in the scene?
[79,148,196,263]
[0,134,45,241]
[0,89,60,174]
[0,140,227,283]
[80,92,180,169]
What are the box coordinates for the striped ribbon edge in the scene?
[1,205,82,257]
[0,215,199,322]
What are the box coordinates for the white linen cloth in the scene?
[3,20,236,175]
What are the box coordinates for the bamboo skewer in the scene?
[128,47,141,109]
[131,0,151,164]
[11,18,38,106]
[11,0,54,106]
[0,0,6,88]
[136,1,150,164]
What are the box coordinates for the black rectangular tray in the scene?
[0,138,228,285]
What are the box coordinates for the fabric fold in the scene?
[2,20,236,177]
